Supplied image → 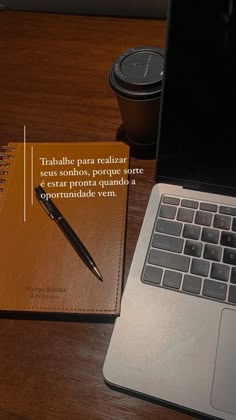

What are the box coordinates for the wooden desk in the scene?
[0,11,195,420]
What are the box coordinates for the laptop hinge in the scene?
[183,182,201,191]
[183,181,236,198]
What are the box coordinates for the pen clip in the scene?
[38,198,56,220]
[35,186,60,220]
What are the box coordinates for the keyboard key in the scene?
[177,208,194,223]
[213,214,231,230]
[152,234,184,253]
[142,265,163,285]
[159,205,177,220]
[183,224,200,240]
[183,274,202,294]
[163,270,182,289]
[230,267,236,284]
[181,199,198,209]
[220,231,236,248]
[202,279,227,300]
[191,258,210,277]
[228,285,236,303]
[223,248,236,265]
[184,240,202,257]
[232,219,236,232]
[163,196,180,206]
[155,219,182,236]
[201,227,219,244]
[200,202,217,212]
[210,263,230,282]
[195,211,212,226]
[219,206,236,216]
[148,249,190,272]
[203,244,222,261]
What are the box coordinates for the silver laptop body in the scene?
[103,1,236,419]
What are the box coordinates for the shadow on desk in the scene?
[0,311,115,323]
[116,124,157,160]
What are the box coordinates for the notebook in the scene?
[103,1,236,419]
[0,141,129,315]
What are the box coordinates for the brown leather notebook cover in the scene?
[0,141,129,315]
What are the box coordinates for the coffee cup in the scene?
[109,46,164,153]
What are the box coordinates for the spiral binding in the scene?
[0,145,15,192]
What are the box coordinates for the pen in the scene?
[35,185,103,282]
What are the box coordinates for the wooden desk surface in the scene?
[0,11,195,420]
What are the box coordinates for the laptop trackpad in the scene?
[211,309,236,416]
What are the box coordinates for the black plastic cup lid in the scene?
[109,46,164,100]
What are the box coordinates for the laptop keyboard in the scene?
[142,195,236,306]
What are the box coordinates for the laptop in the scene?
[103,1,236,419]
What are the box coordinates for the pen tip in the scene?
[93,266,103,282]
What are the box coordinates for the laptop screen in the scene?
[156,0,236,193]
